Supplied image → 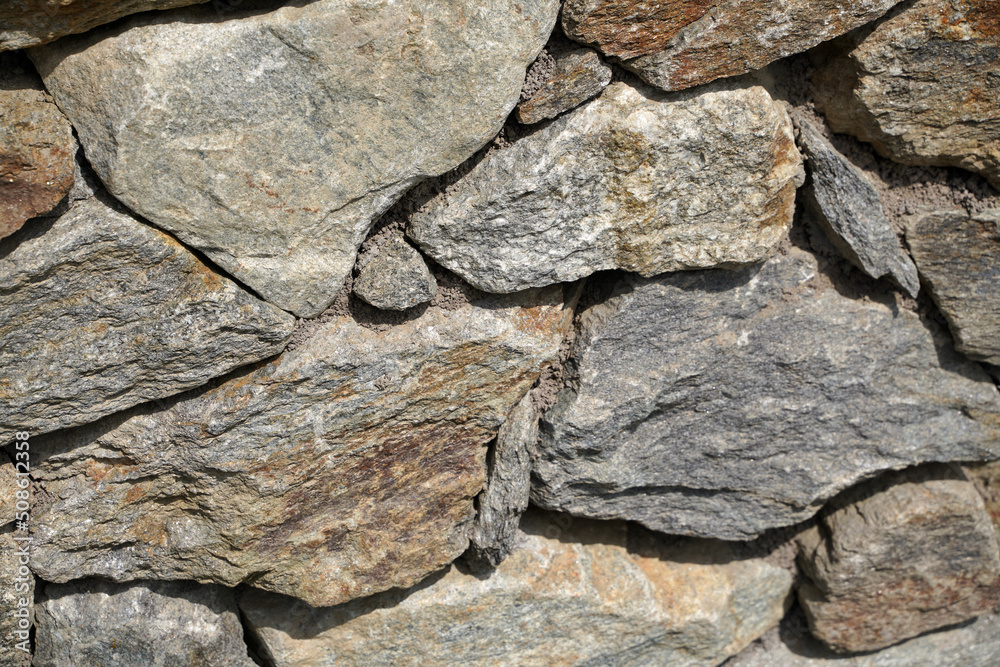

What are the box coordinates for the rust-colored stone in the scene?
[561,0,714,60]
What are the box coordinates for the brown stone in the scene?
[515,41,612,124]
[966,460,1000,542]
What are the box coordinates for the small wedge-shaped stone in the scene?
[813,0,1000,188]
[34,580,255,667]
[0,533,32,666]
[905,209,1000,366]
[353,235,437,311]
[0,197,295,440]
[533,246,1000,540]
[797,117,918,296]
[239,511,792,667]
[409,81,802,293]
[29,287,571,607]
[515,43,612,124]
[30,0,558,316]
[797,465,1000,653]
[562,0,903,91]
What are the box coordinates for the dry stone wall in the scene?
[1,0,999,665]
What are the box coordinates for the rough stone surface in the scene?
[0,533,33,666]
[796,465,1000,653]
[515,42,612,124]
[967,460,1000,539]
[239,511,792,667]
[561,0,903,91]
[904,209,1000,366]
[532,246,1000,540]
[29,287,572,607]
[813,0,1000,188]
[0,52,75,239]
[0,457,17,526]
[34,579,255,667]
[0,197,296,440]
[30,0,559,316]
[352,235,437,311]
[409,81,802,293]
[797,117,919,297]
[464,391,538,571]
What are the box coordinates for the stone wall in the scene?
[1,0,999,665]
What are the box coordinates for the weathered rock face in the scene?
[0,197,296,440]
[813,0,1000,188]
[34,580,255,667]
[562,0,903,91]
[352,235,437,311]
[0,533,33,666]
[0,457,17,525]
[409,81,802,293]
[904,209,1000,366]
[30,0,559,316]
[29,287,572,607]
[967,460,1000,538]
[0,53,75,239]
[796,465,1000,653]
[239,511,792,667]
[532,246,1000,540]
[797,117,919,297]
[515,42,612,124]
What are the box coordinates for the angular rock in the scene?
[561,0,903,91]
[30,0,559,316]
[904,209,1000,365]
[0,52,75,239]
[34,580,255,667]
[813,0,1000,188]
[797,117,919,297]
[352,235,437,311]
[796,465,1000,653]
[515,43,612,124]
[239,511,793,666]
[0,197,296,440]
[0,533,33,666]
[409,81,802,293]
[532,246,1000,540]
[29,287,572,607]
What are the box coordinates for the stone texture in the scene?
[967,460,1000,539]
[34,579,255,667]
[0,52,75,239]
[813,0,1000,188]
[0,197,296,440]
[352,235,437,311]
[904,209,1000,366]
[29,287,572,607]
[562,0,903,91]
[796,465,1000,653]
[30,0,559,316]
[532,245,1000,541]
[797,117,919,297]
[0,533,33,667]
[0,457,17,526]
[464,391,538,571]
[239,511,792,667]
[515,43,612,124]
[409,81,802,293]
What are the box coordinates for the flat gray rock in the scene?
[0,197,295,440]
[30,0,558,316]
[532,246,1000,540]
[409,80,803,293]
[352,235,437,311]
[797,117,919,297]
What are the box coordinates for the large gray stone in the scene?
[409,81,802,293]
[30,0,559,316]
[34,579,255,667]
[0,197,295,440]
[532,246,1000,540]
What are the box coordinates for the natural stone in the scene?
[409,80,802,293]
[0,197,296,440]
[30,0,559,316]
[0,533,33,666]
[464,391,538,571]
[34,579,255,667]
[561,0,903,91]
[532,246,1000,540]
[797,117,919,297]
[904,209,1000,366]
[515,43,612,124]
[796,465,1000,653]
[813,0,1000,188]
[966,460,1000,539]
[0,457,17,526]
[0,52,75,239]
[352,235,437,311]
[239,511,793,667]
[29,287,572,607]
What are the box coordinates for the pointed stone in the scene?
[515,42,612,124]
[352,235,437,311]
